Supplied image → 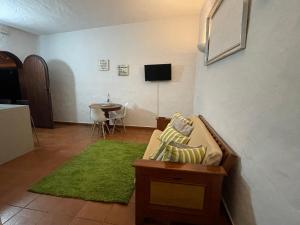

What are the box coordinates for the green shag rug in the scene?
[29,140,147,203]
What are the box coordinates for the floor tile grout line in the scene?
[3,201,134,225]
[23,207,49,213]
[6,193,39,209]
[24,193,40,208]
[3,207,78,224]
[2,206,23,224]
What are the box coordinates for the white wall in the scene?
[39,16,199,127]
[0,25,38,60]
[194,0,300,225]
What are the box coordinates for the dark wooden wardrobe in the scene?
[22,55,53,128]
[0,51,54,128]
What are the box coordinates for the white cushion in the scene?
[188,116,223,166]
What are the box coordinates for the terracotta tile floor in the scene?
[0,124,231,225]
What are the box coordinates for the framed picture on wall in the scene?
[118,65,129,76]
[205,0,250,65]
[98,59,110,71]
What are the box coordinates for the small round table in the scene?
[89,103,122,118]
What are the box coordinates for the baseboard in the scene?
[114,125,155,130]
[54,121,155,130]
[54,121,90,126]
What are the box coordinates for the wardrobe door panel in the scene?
[22,55,53,128]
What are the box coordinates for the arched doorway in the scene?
[0,51,54,128]
[0,51,23,103]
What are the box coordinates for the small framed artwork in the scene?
[98,59,110,71]
[118,65,129,76]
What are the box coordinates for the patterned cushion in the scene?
[170,112,193,126]
[159,124,190,145]
[162,142,207,164]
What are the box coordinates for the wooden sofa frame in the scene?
[133,115,238,225]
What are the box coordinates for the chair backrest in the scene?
[90,106,106,122]
[122,102,129,117]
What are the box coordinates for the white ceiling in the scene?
[0,0,205,35]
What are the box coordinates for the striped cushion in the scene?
[162,142,207,164]
[150,142,166,160]
[159,124,190,145]
[170,112,193,126]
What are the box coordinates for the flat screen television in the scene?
[144,64,171,81]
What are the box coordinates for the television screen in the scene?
[144,64,171,81]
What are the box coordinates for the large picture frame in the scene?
[205,0,250,65]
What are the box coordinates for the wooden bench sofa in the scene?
[133,115,238,225]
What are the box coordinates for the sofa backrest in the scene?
[198,115,238,174]
[189,116,223,166]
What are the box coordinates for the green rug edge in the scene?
[29,140,147,204]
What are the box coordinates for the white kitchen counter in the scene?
[0,104,34,164]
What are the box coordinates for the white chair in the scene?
[109,102,128,134]
[89,106,110,138]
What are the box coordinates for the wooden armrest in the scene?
[133,159,227,176]
[156,117,171,131]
